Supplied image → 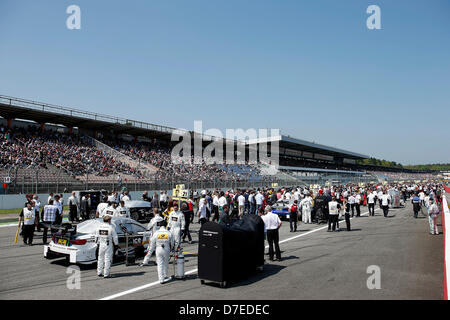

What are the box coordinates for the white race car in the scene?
[43,217,151,265]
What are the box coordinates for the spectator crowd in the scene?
[0,125,142,178]
[1,124,440,185]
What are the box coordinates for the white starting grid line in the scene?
[0,218,70,228]
[0,223,18,228]
[100,207,383,300]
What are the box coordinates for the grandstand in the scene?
[0,94,439,194]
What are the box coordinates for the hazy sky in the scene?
[1,0,449,165]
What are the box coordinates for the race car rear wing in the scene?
[49,223,77,238]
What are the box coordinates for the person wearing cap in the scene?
[140,208,165,266]
[95,215,119,278]
[18,202,37,245]
[168,203,185,251]
[144,219,174,284]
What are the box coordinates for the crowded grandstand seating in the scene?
[0,124,439,185]
[107,140,263,182]
[0,125,143,180]
[368,171,436,181]
[1,125,265,183]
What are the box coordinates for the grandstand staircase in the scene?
[45,163,80,184]
[258,163,306,184]
[85,135,158,178]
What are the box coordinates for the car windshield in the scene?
[76,219,104,234]
[76,218,141,235]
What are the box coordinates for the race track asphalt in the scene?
[0,201,444,300]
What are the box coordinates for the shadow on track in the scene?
[200,259,293,289]
[109,272,146,278]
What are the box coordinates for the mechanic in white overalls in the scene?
[168,203,185,251]
[101,202,118,218]
[140,208,165,266]
[114,201,130,218]
[95,215,119,278]
[300,195,313,224]
[145,219,174,284]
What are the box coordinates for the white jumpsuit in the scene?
[95,222,119,277]
[101,206,117,218]
[114,205,130,218]
[300,197,312,223]
[168,210,185,250]
[146,226,174,283]
[142,215,165,265]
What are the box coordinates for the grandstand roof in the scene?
[0,95,190,140]
[248,135,369,160]
[0,94,368,160]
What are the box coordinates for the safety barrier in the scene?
[443,186,450,300]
